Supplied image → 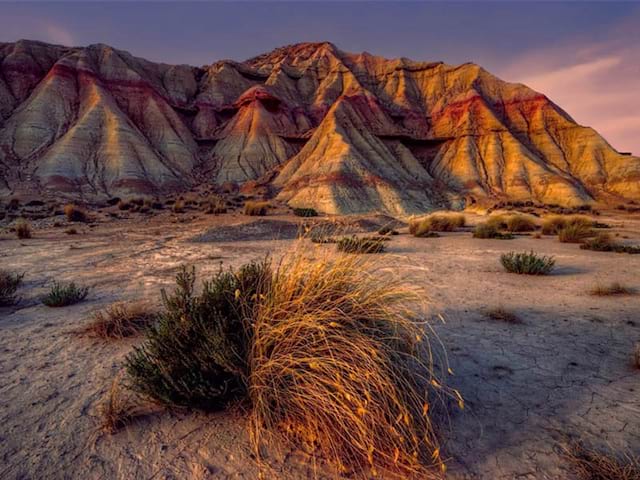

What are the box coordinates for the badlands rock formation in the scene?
[1,40,639,214]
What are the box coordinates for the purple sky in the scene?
[2,1,639,154]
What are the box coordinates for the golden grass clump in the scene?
[589,282,632,296]
[542,215,593,235]
[505,214,537,232]
[558,223,593,243]
[249,247,454,478]
[99,374,151,434]
[83,301,157,339]
[244,200,270,216]
[410,212,465,237]
[63,203,89,222]
[560,440,640,480]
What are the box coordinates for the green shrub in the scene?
[15,219,32,239]
[42,281,89,307]
[64,204,89,222]
[292,207,318,217]
[336,236,386,254]
[125,262,271,409]
[244,201,270,216]
[558,223,593,243]
[0,270,25,306]
[500,251,555,275]
[473,223,514,239]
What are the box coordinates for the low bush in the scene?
[589,282,632,296]
[473,223,514,239]
[42,281,89,307]
[125,262,270,409]
[292,207,318,217]
[0,270,25,306]
[580,233,640,254]
[65,228,78,235]
[83,301,157,339]
[557,223,593,243]
[484,306,521,323]
[15,219,32,239]
[202,195,227,215]
[500,251,555,275]
[244,201,270,216]
[63,204,89,222]
[337,236,386,254]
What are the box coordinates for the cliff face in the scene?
[1,40,638,213]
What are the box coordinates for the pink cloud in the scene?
[499,19,640,155]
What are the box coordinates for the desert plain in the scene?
[1,202,638,480]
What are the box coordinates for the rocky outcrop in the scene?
[1,39,638,213]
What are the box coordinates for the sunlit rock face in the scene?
[1,40,638,212]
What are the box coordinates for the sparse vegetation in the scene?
[483,306,521,324]
[337,235,386,253]
[580,233,640,254]
[410,212,465,237]
[505,214,537,232]
[292,207,318,217]
[378,225,399,236]
[0,270,25,306]
[541,215,593,235]
[63,204,88,222]
[99,375,150,434]
[202,195,227,214]
[473,223,514,239]
[65,228,78,235]
[124,248,452,477]
[15,219,32,239]
[558,223,593,243]
[83,301,157,339]
[172,199,185,214]
[244,201,270,216]
[589,282,632,296]
[560,440,640,480]
[42,281,89,307]
[310,234,338,244]
[501,251,555,275]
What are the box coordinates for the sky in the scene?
[1,1,638,154]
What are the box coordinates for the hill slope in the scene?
[1,40,638,213]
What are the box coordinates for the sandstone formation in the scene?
[1,40,638,213]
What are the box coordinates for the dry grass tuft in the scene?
[15,219,32,239]
[542,215,594,235]
[0,270,25,306]
[484,307,521,324]
[244,201,270,216]
[589,282,633,296]
[99,374,152,434]
[472,223,514,240]
[250,247,453,479]
[558,223,593,243]
[560,440,640,480]
[337,236,386,254]
[83,301,157,339]
[64,204,89,222]
[505,214,537,232]
[410,212,465,237]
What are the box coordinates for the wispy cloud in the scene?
[0,14,74,46]
[499,13,640,155]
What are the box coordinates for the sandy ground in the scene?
[0,210,639,479]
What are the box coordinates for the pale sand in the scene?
[1,210,639,479]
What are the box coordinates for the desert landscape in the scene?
[1,10,640,479]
